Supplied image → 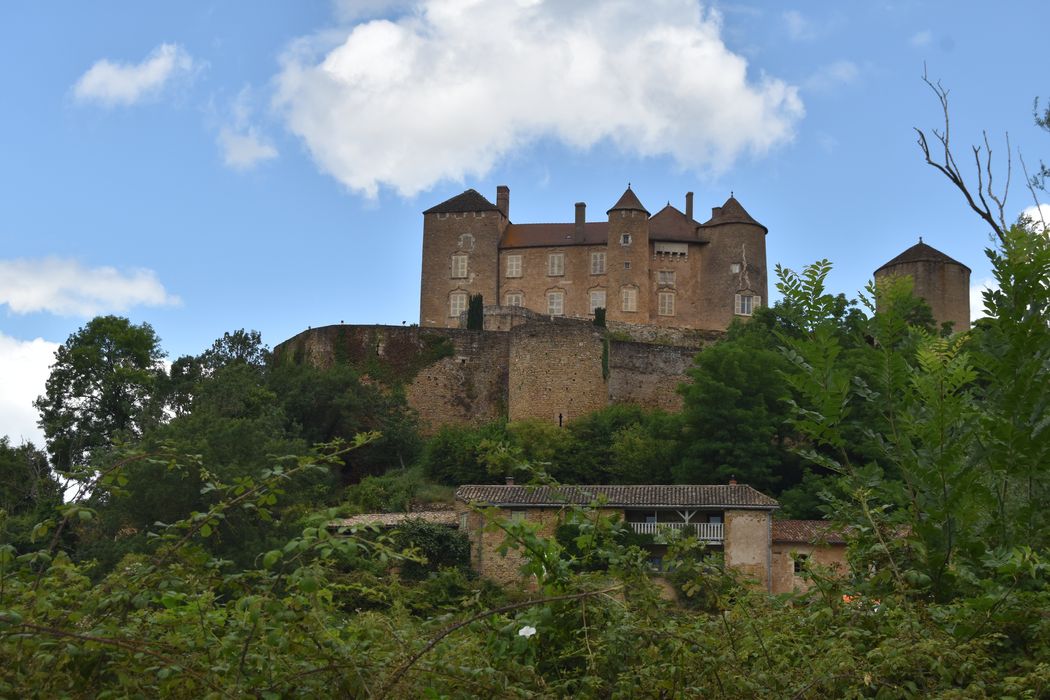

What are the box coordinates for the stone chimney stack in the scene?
[497,185,510,219]
[505,476,515,486]
[574,202,586,241]
[711,206,722,219]
[685,192,694,220]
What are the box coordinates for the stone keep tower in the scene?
[605,186,651,323]
[419,188,508,328]
[697,196,769,330]
[874,239,971,333]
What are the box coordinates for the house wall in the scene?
[723,509,772,590]
[498,244,608,319]
[771,542,849,594]
[420,210,506,328]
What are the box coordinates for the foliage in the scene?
[466,293,484,329]
[34,315,166,472]
[420,421,510,485]
[346,467,452,513]
[392,518,471,579]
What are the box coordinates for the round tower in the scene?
[697,195,768,330]
[605,185,651,323]
[873,239,971,333]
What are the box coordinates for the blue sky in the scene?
[1,0,1048,446]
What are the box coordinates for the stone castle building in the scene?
[419,185,768,332]
[874,238,971,332]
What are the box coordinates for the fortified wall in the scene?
[274,311,720,433]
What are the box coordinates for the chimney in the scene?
[505,476,515,486]
[711,206,722,219]
[574,202,586,242]
[497,185,510,218]
[728,475,737,485]
[685,192,694,220]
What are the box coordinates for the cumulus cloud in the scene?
[216,88,279,170]
[73,43,195,106]
[0,332,58,447]
[0,258,180,316]
[804,60,859,92]
[274,0,804,197]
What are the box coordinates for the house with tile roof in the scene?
[419,185,768,332]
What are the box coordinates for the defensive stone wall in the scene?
[607,340,698,412]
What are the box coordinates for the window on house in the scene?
[658,270,675,286]
[621,287,638,312]
[510,510,527,522]
[735,293,760,316]
[730,263,741,274]
[450,292,468,317]
[506,254,522,278]
[548,252,565,276]
[794,553,810,574]
[591,251,606,275]
[505,292,523,307]
[658,291,675,316]
[589,290,606,314]
[459,513,469,529]
[621,233,632,245]
[451,254,468,278]
[547,290,564,316]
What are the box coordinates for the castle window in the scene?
[589,290,606,314]
[658,270,676,286]
[624,261,631,270]
[655,242,688,258]
[506,254,522,278]
[505,292,523,307]
[451,254,468,279]
[730,263,741,274]
[449,292,468,317]
[548,253,565,276]
[473,211,484,218]
[658,291,675,316]
[591,251,606,275]
[621,287,638,312]
[734,293,760,316]
[547,290,564,316]
[621,233,632,245]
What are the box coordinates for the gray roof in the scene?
[423,189,501,215]
[772,519,847,544]
[455,484,779,509]
[875,241,971,274]
[329,511,458,529]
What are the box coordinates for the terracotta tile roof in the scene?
[500,222,609,248]
[329,510,459,529]
[607,186,649,215]
[701,195,767,233]
[649,204,707,243]
[423,189,501,215]
[455,484,779,509]
[875,240,971,274]
[772,519,847,545]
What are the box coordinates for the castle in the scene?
[275,185,971,431]
[419,185,768,332]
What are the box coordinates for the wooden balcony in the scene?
[628,521,724,542]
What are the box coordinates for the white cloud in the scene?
[970,277,997,323]
[219,128,279,170]
[274,0,804,197]
[0,258,180,316]
[0,332,58,448]
[1020,203,1050,233]
[73,43,195,106]
[910,30,933,48]
[216,86,279,170]
[804,60,859,92]
[782,10,813,41]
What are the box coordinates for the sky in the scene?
[1,0,1048,447]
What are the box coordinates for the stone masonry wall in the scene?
[606,340,698,412]
[724,509,772,591]
[771,542,848,594]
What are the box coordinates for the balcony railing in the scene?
[628,521,724,541]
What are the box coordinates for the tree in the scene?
[0,438,62,552]
[34,316,166,472]
[466,294,484,330]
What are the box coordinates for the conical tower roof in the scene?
[607,185,649,216]
[875,240,971,274]
[701,195,766,232]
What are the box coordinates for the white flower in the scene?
[518,625,537,638]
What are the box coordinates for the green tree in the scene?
[34,315,166,472]
[0,438,62,552]
[466,293,484,329]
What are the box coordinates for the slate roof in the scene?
[875,241,971,274]
[649,204,708,243]
[772,519,847,545]
[701,196,767,233]
[423,189,501,215]
[455,484,779,509]
[501,222,610,248]
[607,186,650,215]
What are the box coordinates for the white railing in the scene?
[629,522,724,541]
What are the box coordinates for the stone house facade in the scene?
[420,185,769,332]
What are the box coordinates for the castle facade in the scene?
[419,185,769,332]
